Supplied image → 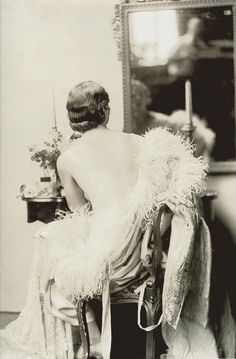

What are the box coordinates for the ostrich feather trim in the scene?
[128,127,208,222]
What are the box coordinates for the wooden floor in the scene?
[0,312,19,329]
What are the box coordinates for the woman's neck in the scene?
[70,124,108,141]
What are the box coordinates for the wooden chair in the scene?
[76,205,167,359]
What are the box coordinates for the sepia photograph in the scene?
[0,1,236,358]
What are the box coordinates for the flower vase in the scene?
[39,169,61,197]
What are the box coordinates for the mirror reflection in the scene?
[128,5,235,162]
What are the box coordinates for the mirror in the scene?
[118,0,236,173]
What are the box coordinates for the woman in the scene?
[0,81,218,359]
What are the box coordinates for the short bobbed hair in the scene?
[66,81,110,132]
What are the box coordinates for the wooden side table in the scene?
[22,196,69,223]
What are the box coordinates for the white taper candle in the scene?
[52,89,57,130]
[185,80,193,127]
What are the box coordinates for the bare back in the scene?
[57,127,139,211]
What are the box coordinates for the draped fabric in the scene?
[0,128,218,359]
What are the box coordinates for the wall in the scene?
[0,0,123,311]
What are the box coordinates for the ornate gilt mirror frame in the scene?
[114,0,236,173]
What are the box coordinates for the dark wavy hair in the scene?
[66,81,110,132]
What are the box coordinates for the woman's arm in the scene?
[57,154,87,211]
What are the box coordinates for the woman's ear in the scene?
[104,106,110,124]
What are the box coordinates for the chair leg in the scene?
[143,286,162,359]
[76,299,90,359]
[145,302,158,359]
[146,330,156,359]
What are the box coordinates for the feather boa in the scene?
[128,128,208,221]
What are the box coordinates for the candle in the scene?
[185,80,193,127]
[52,89,57,130]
